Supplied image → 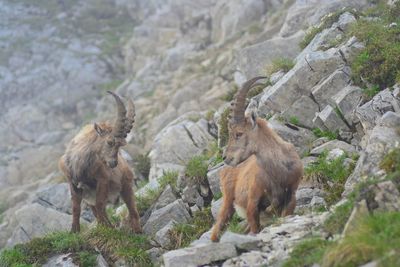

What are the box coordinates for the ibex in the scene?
[210,77,303,241]
[59,91,141,233]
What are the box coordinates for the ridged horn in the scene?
[231,76,267,123]
[124,98,135,135]
[107,91,127,138]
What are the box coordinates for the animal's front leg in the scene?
[120,179,142,233]
[70,184,83,233]
[210,194,234,242]
[95,180,112,226]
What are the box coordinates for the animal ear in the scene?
[249,111,257,129]
[94,123,106,136]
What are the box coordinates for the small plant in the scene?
[312,128,338,140]
[222,85,238,102]
[185,155,209,184]
[323,200,354,235]
[227,213,245,234]
[169,208,214,249]
[205,109,215,121]
[248,23,263,34]
[288,116,300,125]
[322,212,400,267]
[283,238,333,267]
[213,192,223,200]
[247,82,270,98]
[266,58,295,75]
[363,85,381,99]
[219,107,230,147]
[300,26,322,49]
[206,142,224,168]
[305,152,355,205]
[135,152,151,179]
[380,147,400,190]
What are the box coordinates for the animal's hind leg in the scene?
[70,183,83,233]
[281,191,296,216]
[120,178,142,233]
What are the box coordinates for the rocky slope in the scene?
[1,0,400,266]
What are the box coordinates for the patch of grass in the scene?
[312,128,338,140]
[380,147,400,190]
[206,142,224,168]
[289,116,300,126]
[85,225,152,266]
[169,208,214,249]
[248,23,263,34]
[300,26,322,49]
[78,251,98,267]
[350,2,400,91]
[247,81,270,98]
[213,192,223,201]
[219,107,230,147]
[266,57,295,75]
[322,212,400,267]
[0,231,97,266]
[135,152,151,180]
[135,171,178,214]
[185,155,209,185]
[99,79,123,92]
[323,200,355,235]
[205,109,215,121]
[305,152,355,206]
[283,238,333,267]
[362,85,381,99]
[227,213,245,234]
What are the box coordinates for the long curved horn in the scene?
[107,91,127,138]
[231,76,268,124]
[124,98,135,135]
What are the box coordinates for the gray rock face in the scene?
[181,185,202,205]
[7,203,88,247]
[144,199,191,235]
[155,220,176,249]
[220,232,262,251]
[313,105,350,133]
[163,242,237,267]
[355,89,400,132]
[267,119,316,156]
[237,32,303,78]
[310,140,356,156]
[332,85,363,125]
[344,112,400,194]
[207,163,224,196]
[282,95,319,128]
[259,48,345,113]
[153,185,177,211]
[211,198,223,220]
[43,253,79,267]
[149,114,215,180]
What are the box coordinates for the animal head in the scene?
[223,77,267,166]
[94,91,135,168]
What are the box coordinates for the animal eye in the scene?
[235,132,243,139]
[107,140,115,146]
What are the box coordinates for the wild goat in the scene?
[59,91,141,233]
[210,77,303,241]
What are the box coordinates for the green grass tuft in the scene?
[169,208,214,249]
[185,155,209,185]
[323,200,355,235]
[350,2,400,91]
[227,213,245,234]
[305,152,355,206]
[135,152,151,180]
[266,58,295,75]
[312,128,338,140]
[219,107,230,147]
[322,212,400,267]
[283,238,333,267]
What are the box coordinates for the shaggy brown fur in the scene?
[211,77,303,241]
[59,92,141,233]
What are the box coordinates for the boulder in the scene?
[331,85,363,125]
[344,112,400,193]
[220,231,262,251]
[148,114,215,180]
[207,163,224,196]
[154,220,176,249]
[267,119,316,156]
[355,89,400,132]
[310,140,356,156]
[163,242,237,267]
[144,199,191,235]
[311,68,351,109]
[313,105,350,133]
[211,198,223,220]
[282,95,319,128]
[7,203,88,247]
[259,48,345,113]
[153,185,178,211]
[181,185,202,205]
[222,251,269,267]
[43,253,78,267]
